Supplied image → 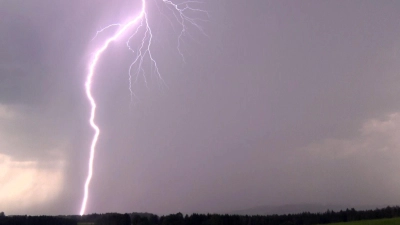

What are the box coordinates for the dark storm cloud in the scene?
[1,0,400,216]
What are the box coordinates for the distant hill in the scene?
[231,204,387,216]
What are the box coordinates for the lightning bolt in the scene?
[80,0,208,216]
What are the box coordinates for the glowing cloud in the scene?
[0,153,64,214]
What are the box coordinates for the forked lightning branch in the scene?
[81,0,208,216]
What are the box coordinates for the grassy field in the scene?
[319,217,400,225]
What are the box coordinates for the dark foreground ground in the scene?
[318,217,400,225]
[1,205,399,225]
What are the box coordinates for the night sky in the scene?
[1,0,400,216]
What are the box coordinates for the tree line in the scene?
[0,215,76,225]
[133,206,400,225]
[1,205,400,225]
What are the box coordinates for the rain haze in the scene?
[1,0,400,216]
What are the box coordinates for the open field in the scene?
[318,217,400,225]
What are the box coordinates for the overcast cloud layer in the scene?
[1,0,400,215]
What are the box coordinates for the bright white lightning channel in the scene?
[80,0,208,216]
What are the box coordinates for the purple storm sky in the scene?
[1,0,400,215]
